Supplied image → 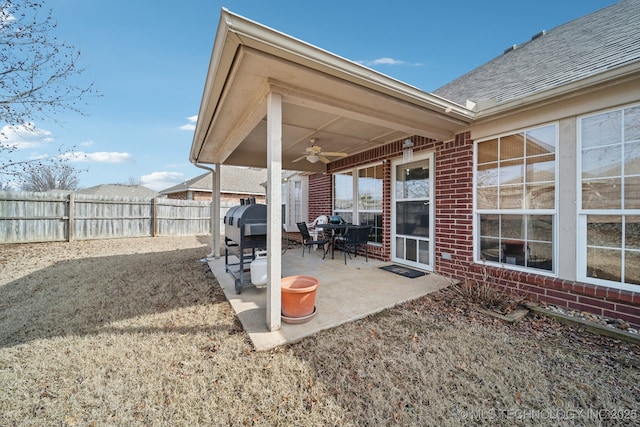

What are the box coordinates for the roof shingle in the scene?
[160,166,267,195]
[434,0,640,107]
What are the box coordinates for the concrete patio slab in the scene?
[208,246,451,351]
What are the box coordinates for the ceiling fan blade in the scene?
[319,155,331,164]
[321,152,348,157]
[292,154,307,162]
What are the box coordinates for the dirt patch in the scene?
[1,236,639,426]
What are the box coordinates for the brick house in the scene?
[190,1,640,330]
[160,167,311,233]
[160,166,267,204]
[76,184,159,198]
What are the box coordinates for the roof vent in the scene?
[503,44,518,54]
[531,30,546,40]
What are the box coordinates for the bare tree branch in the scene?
[21,163,82,192]
[0,0,99,182]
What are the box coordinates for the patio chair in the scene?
[329,220,351,252]
[334,225,372,265]
[307,215,328,241]
[297,222,329,259]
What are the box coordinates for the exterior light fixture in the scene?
[307,154,320,163]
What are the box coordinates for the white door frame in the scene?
[390,151,435,271]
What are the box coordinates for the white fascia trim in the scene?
[190,9,244,163]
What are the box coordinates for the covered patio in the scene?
[191,9,472,333]
[208,246,451,350]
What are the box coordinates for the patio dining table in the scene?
[315,222,350,259]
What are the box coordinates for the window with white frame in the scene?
[333,171,353,224]
[475,124,557,272]
[293,181,302,224]
[333,164,383,244]
[358,164,383,244]
[579,104,640,287]
[282,177,308,231]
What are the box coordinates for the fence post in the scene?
[152,197,158,237]
[68,193,75,242]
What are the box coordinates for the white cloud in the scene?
[140,171,185,191]
[0,123,54,149]
[61,151,133,163]
[1,8,17,24]
[357,57,423,67]
[27,152,50,161]
[178,115,198,131]
[79,139,94,147]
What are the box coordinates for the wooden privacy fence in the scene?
[0,191,212,244]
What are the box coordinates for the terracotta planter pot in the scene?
[281,276,319,318]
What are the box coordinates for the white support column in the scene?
[266,92,282,332]
[213,165,221,258]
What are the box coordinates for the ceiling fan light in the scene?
[307,154,320,163]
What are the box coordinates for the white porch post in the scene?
[212,164,221,258]
[266,91,282,331]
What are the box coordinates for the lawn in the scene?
[0,236,638,426]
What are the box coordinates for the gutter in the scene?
[191,160,219,258]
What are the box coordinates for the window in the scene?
[293,181,302,224]
[475,124,557,272]
[333,171,353,224]
[358,165,383,244]
[282,176,308,231]
[333,164,383,244]
[579,105,640,288]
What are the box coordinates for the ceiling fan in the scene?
[292,138,348,164]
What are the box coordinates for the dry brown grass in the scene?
[1,236,639,426]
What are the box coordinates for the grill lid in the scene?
[224,205,242,226]
[225,203,267,228]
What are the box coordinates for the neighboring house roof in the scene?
[76,184,159,198]
[434,0,640,107]
[160,173,211,194]
[160,166,268,195]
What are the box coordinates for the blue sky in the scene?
[5,0,619,191]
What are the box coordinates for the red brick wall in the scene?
[166,191,189,200]
[221,193,266,204]
[434,132,474,275]
[166,191,265,204]
[306,131,640,327]
[166,190,212,201]
[456,264,640,328]
[310,136,439,261]
[194,191,213,201]
[308,174,332,222]
[434,132,640,328]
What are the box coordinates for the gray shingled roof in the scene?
[160,165,267,195]
[159,173,212,194]
[77,184,159,198]
[434,0,640,107]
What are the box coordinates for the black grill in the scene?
[224,201,267,293]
